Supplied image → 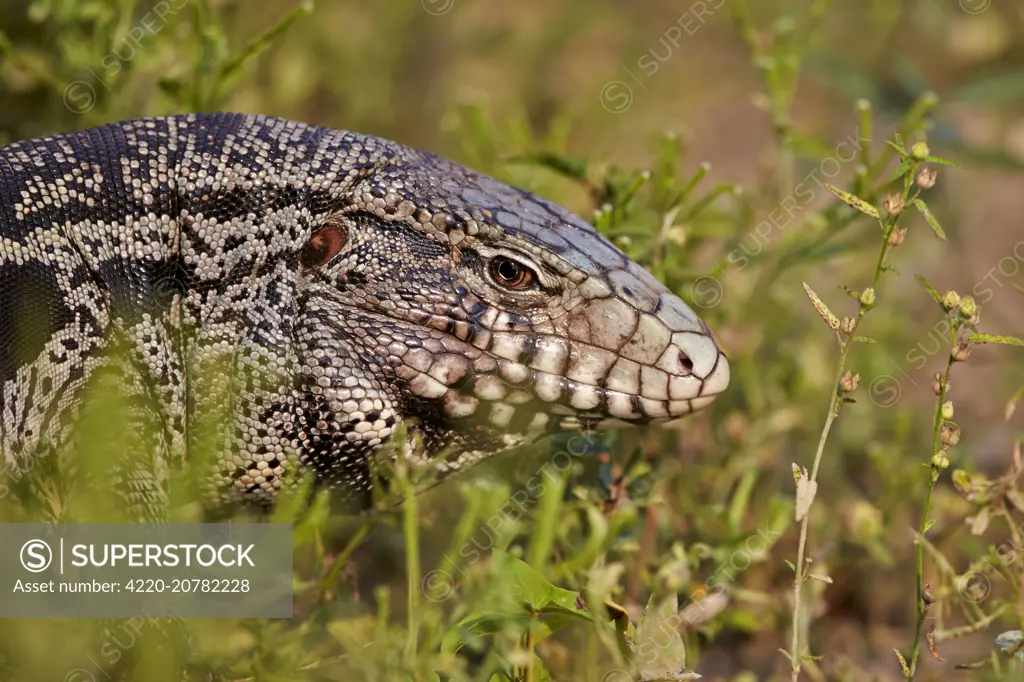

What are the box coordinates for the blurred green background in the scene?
[1,0,1023,680]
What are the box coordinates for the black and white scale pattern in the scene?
[0,112,729,514]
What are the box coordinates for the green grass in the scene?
[2,1,1024,680]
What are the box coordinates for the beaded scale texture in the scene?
[0,113,729,516]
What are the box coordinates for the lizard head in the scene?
[294,141,728,476]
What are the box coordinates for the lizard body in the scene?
[0,113,729,514]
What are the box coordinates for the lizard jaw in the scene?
[458,288,730,425]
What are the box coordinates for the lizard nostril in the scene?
[678,350,694,376]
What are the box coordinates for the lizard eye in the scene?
[300,224,347,269]
[489,256,537,290]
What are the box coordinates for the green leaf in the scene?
[156,77,186,101]
[491,550,582,612]
[508,152,589,182]
[218,0,313,90]
[440,550,593,654]
[824,184,880,219]
[1006,384,1024,421]
[326,614,377,650]
[944,141,1024,171]
[441,606,590,655]
[924,155,962,168]
[679,182,737,221]
[668,162,710,209]
[886,160,912,182]
[914,274,944,308]
[840,285,863,300]
[801,282,841,330]
[969,334,1024,347]
[894,648,910,677]
[911,199,947,241]
[786,132,844,158]
[852,336,876,343]
[885,139,906,158]
[969,508,991,535]
[633,594,689,681]
[949,69,1024,106]
[441,611,533,654]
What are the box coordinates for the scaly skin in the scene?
[0,113,728,514]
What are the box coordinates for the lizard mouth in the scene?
[477,345,730,431]
[304,287,729,432]
[455,313,730,426]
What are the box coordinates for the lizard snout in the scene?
[599,304,729,420]
[545,283,729,423]
[658,330,730,414]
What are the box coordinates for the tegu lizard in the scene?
[0,113,729,515]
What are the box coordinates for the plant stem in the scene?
[908,349,955,680]
[526,629,536,682]
[402,462,421,661]
[779,138,795,201]
[789,334,851,681]
[323,518,374,593]
[790,171,915,680]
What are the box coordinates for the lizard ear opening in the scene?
[300,222,347,269]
